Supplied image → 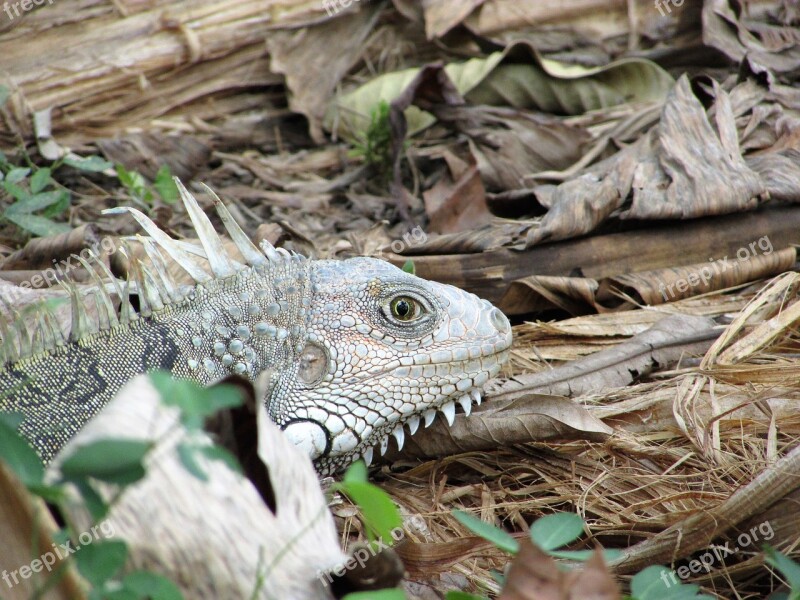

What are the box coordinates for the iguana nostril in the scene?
[490,308,511,335]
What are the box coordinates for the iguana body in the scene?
[0,180,512,474]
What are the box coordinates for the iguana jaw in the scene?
[273,258,513,474]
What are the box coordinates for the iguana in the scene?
[0,180,512,474]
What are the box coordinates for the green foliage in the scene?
[401,260,415,275]
[451,509,622,565]
[0,150,113,236]
[452,509,519,554]
[59,439,151,486]
[764,546,800,600]
[0,156,71,236]
[0,150,177,236]
[115,163,178,207]
[333,459,403,544]
[444,593,486,600]
[149,371,244,481]
[349,100,396,185]
[626,565,715,600]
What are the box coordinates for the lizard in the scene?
[0,179,512,475]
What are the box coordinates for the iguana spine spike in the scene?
[139,237,180,305]
[104,206,212,284]
[174,178,238,279]
[199,182,268,268]
[74,253,118,329]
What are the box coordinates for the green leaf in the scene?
[26,482,67,504]
[765,546,800,591]
[153,165,178,204]
[72,478,110,521]
[3,180,31,201]
[445,592,487,600]
[59,439,151,485]
[548,548,623,563]
[629,565,713,600]
[343,459,368,483]
[119,570,183,600]
[176,442,241,481]
[6,167,30,183]
[177,441,209,482]
[75,540,128,587]
[336,480,403,544]
[401,260,415,275]
[30,167,51,193]
[150,371,243,428]
[42,189,71,217]
[115,164,147,194]
[343,590,406,600]
[0,413,44,487]
[452,509,519,555]
[5,212,71,236]
[6,190,66,214]
[64,155,113,172]
[530,512,585,551]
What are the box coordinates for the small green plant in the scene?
[349,100,396,185]
[0,149,177,237]
[0,151,111,237]
[764,546,800,600]
[625,565,715,600]
[333,459,403,546]
[115,164,178,208]
[149,371,243,481]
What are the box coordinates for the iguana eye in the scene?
[389,296,422,321]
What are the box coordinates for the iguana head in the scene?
[109,180,511,475]
[269,257,512,474]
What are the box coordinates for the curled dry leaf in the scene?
[325,41,672,143]
[703,0,800,74]
[498,539,619,600]
[489,314,720,400]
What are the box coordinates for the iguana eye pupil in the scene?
[391,297,417,321]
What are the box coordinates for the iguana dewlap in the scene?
[0,180,512,474]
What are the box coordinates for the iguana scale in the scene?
[0,180,512,474]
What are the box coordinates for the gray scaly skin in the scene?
[0,180,512,474]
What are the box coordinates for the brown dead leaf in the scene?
[423,151,491,234]
[498,540,619,600]
[703,0,800,75]
[498,539,563,600]
[623,76,764,220]
[566,550,620,600]
[266,4,383,143]
[420,0,484,39]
